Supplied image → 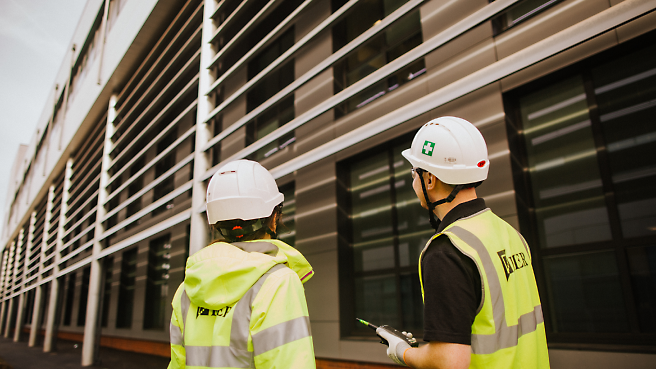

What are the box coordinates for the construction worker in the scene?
[168,159,316,369]
[375,117,549,368]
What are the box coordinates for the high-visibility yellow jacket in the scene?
[168,239,315,369]
[420,209,550,369]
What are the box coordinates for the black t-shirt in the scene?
[421,198,486,345]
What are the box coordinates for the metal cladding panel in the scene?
[420,0,489,41]
[494,0,610,59]
[304,249,339,320]
[500,31,618,92]
[616,7,656,42]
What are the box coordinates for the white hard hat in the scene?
[206,160,284,224]
[401,116,489,184]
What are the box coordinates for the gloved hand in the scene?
[375,325,416,366]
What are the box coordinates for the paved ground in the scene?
[0,337,170,369]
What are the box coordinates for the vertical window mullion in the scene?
[583,70,641,334]
[582,71,624,240]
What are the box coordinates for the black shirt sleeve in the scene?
[421,235,481,345]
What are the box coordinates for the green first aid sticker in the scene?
[422,140,435,156]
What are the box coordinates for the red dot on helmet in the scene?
[477,161,486,168]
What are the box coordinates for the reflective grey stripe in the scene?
[181,290,190,343]
[170,321,183,346]
[252,316,311,355]
[232,241,279,255]
[448,226,543,355]
[185,346,252,368]
[180,263,286,368]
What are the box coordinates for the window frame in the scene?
[337,130,425,339]
[503,31,656,348]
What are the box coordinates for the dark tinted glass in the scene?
[518,76,610,248]
[591,43,656,239]
[544,251,629,333]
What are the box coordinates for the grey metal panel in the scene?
[296,111,335,156]
[500,32,618,92]
[295,159,338,252]
[270,0,656,180]
[420,0,489,41]
[223,67,248,104]
[294,0,332,78]
[295,50,334,115]
[220,126,247,161]
[494,0,610,60]
[304,249,339,321]
[333,78,429,139]
[616,7,656,42]
[425,24,495,92]
[309,321,341,358]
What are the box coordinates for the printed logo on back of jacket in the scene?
[497,249,529,281]
[196,306,232,318]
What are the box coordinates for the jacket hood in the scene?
[183,239,313,309]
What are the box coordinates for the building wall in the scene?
[1,0,655,367]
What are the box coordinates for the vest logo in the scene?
[497,250,528,281]
[197,306,232,318]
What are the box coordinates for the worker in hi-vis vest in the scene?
[375,117,549,368]
[168,159,315,369]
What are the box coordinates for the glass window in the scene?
[101,257,114,328]
[62,272,76,326]
[77,267,90,326]
[332,0,424,117]
[246,95,295,160]
[342,135,425,336]
[116,248,137,329]
[491,0,564,35]
[591,43,656,238]
[518,76,610,248]
[144,235,171,330]
[506,32,656,343]
[126,157,144,229]
[248,27,294,80]
[153,129,178,216]
[544,251,628,333]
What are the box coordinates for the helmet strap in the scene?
[266,227,278,239]
[418,170,463,231]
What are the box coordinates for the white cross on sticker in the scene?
[422,141,435,156]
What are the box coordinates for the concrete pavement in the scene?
[0,337,170,369]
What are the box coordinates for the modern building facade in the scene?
[1,0,655,367]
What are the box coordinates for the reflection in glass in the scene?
[518,76,610,248]
[351,152,394,272]
[592,42,656,238]
[332,0,424,117]
[348,136,426,335]
[544,251,629,333]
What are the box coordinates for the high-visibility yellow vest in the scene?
[168,239,315,369]
[419,209,550,369]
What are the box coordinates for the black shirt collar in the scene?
[436,198,487,233]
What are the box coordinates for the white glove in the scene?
[376,326,412,366]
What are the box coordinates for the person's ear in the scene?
[426,173,437,190]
